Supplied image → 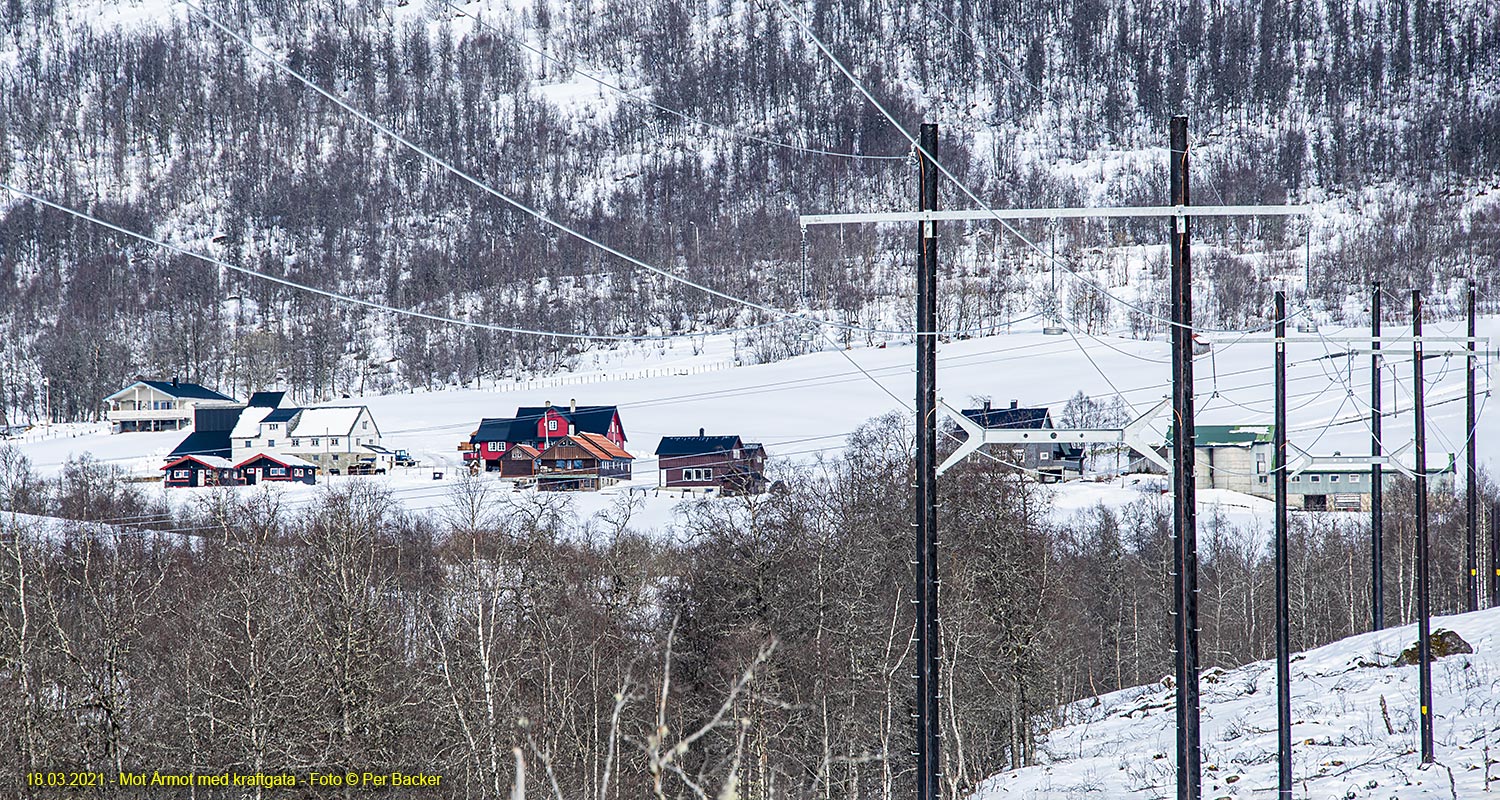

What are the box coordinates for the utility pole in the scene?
[1412,289,1434,765]
[914,121,941,800]
[1169,114,1201,800]
[1370,282,1384,630]
[1272,291,1292,799]
[1492,500,1499,608]
[799,230,811,305]
[1467,279,1478,612]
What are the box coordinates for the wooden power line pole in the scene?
[1371,282,1384,630]
[796,116,1305,800]
[914,121,941,800]
[1169,114,1201,800]
[1467,279,1479,613]
[1492,500,1500,608]
[1273,290,1291,799]
[1412,289,1435,764]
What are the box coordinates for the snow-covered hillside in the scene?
[973,607,1500,799]
[4,0,1498,426]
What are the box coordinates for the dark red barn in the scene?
[654,431,767,495]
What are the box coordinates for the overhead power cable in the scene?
[771,0,1298,338]
[1304,323,1487,473]
[181,1,920,338]
[438,0,905,161]
[0,182,779,343]
[924,1,1132,146]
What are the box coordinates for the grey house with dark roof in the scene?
[955,400,1084,481]
[105,378,238,433]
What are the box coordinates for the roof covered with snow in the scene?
[291,406,370,437]
[230,405,275,439]
[162,454,235,470]
[235,451,316,468]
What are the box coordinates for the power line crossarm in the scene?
[935,397,1170,475]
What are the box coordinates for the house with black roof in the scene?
[166,405,242,461]
[104,378,238,433]
[166,389,286,462]
[463,400,626,472]
[654,430,767,495]
[956,400,1084,481]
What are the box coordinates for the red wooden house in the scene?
[463,400,626,472]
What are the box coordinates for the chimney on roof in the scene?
[172,376,179,387]
[570,398,577,412]
[1010,399,1018,409]
[545,400,552,408]
[982,400,991,413]
[699,427,705,437]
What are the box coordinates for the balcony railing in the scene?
[109,407,190,422]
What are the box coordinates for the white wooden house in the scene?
[105,379,238,433]
[232,404,383,473]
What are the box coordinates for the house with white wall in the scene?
[104,378,238,432]
[231,404,382,473]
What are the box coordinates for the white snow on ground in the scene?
[972,606,1500,799]
[5,319,1496,534]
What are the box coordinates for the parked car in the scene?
[346,457,385,476]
